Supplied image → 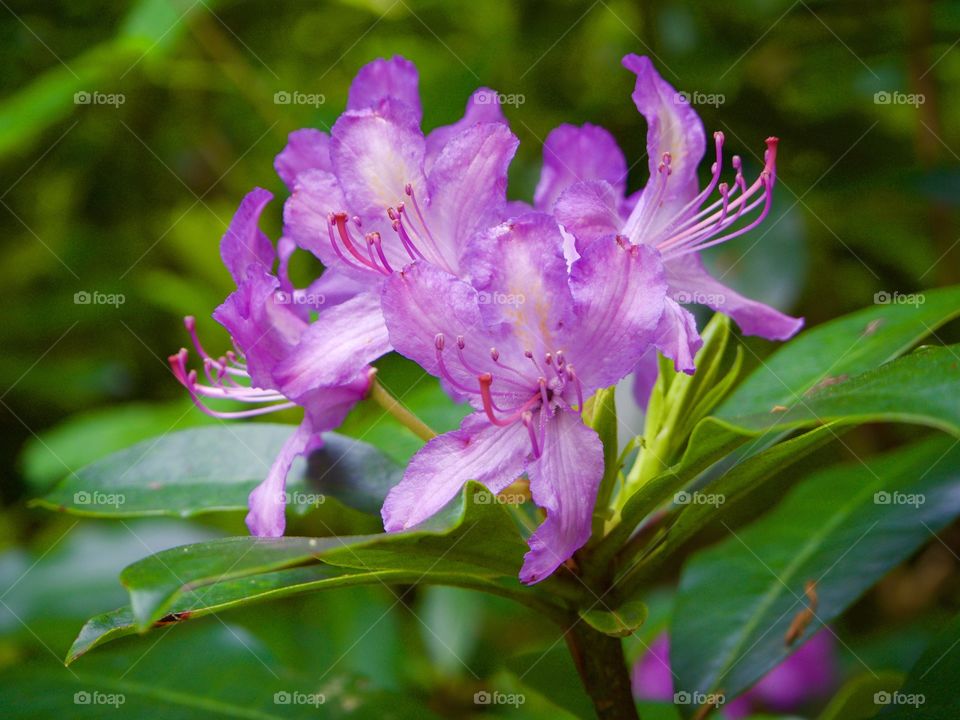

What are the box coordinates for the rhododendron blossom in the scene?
[379,213,668,583]
[538,54,803,401]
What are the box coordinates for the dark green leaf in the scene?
[817,672,904,720]
[718,284,960,418]
[727,344,960,437]
[34,425,401,519]
[119,483,532,630]
[672,436,960,705]
[880,613,960,719]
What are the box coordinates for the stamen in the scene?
[479,373,515,427]
[332,212,378,270]
[435,337,483,394]
[478,374,539,426]
[567,365,584,413]
[655,137,778,259]
[365,231,393,274]
[522,411,541,458]
[327,213,371,272]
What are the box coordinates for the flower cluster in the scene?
[171,54,801,584]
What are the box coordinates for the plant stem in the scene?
[565,621,640,720]
[368,377,437,442]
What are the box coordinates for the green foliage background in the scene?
[1,1,959,718]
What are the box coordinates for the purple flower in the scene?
[379,213,668,583]
[273,57,519,388]
[536,55,803,402]
[170,188,373,537]
[632,631,837,717]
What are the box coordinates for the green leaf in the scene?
[579,599,648,638]
[505,644,595,720]
[33,425,401,519]
[609,342,960,561]
[717,284,960,418]
[671,436,960,705]
[817,672,904,720]
[589,385,620,535]
[726,344,960,436]
[118,483,532,631]
[68,565,493,664]
[879,613,960,719]
[18,400,211,493]
[2,623,441,719]
[613,424,840,597]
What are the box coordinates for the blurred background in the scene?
[1,0,958,717]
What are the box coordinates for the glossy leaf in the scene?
[671,436,960,707]
[119,483,531,630]
[727,344,960,436]
[880,613,960,719]
[2,623,440,719]
[611,343,960,560]
[69,565,504,664]
[717,284,960,418]
[34,425,401,519]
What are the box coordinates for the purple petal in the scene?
[305,268,372,308]
[425,87,508,169]
[298,367,374,432]
[275,129,331,189]
[534,123,627,212]
[246,420,322,537]
[347,55,421,125]
[554,180,624,250]
[220,188,276,284]
[621,54,706,208]
[382,412,530,531]
[750,631,837,711]
[213,268,306,389]
[331,104,427,231]
[666,253,803,341]
[425,122,519,273]
[631,633,674,701]
[653,296,702,374]
[273,290,391,397]
[283,169,348,268]
[464,213,575,339]
[631,349,661,410]
[381,261,510,392]
[520,409,603,584]
[566,237,668,391]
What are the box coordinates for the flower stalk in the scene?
[367,375,437,442]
